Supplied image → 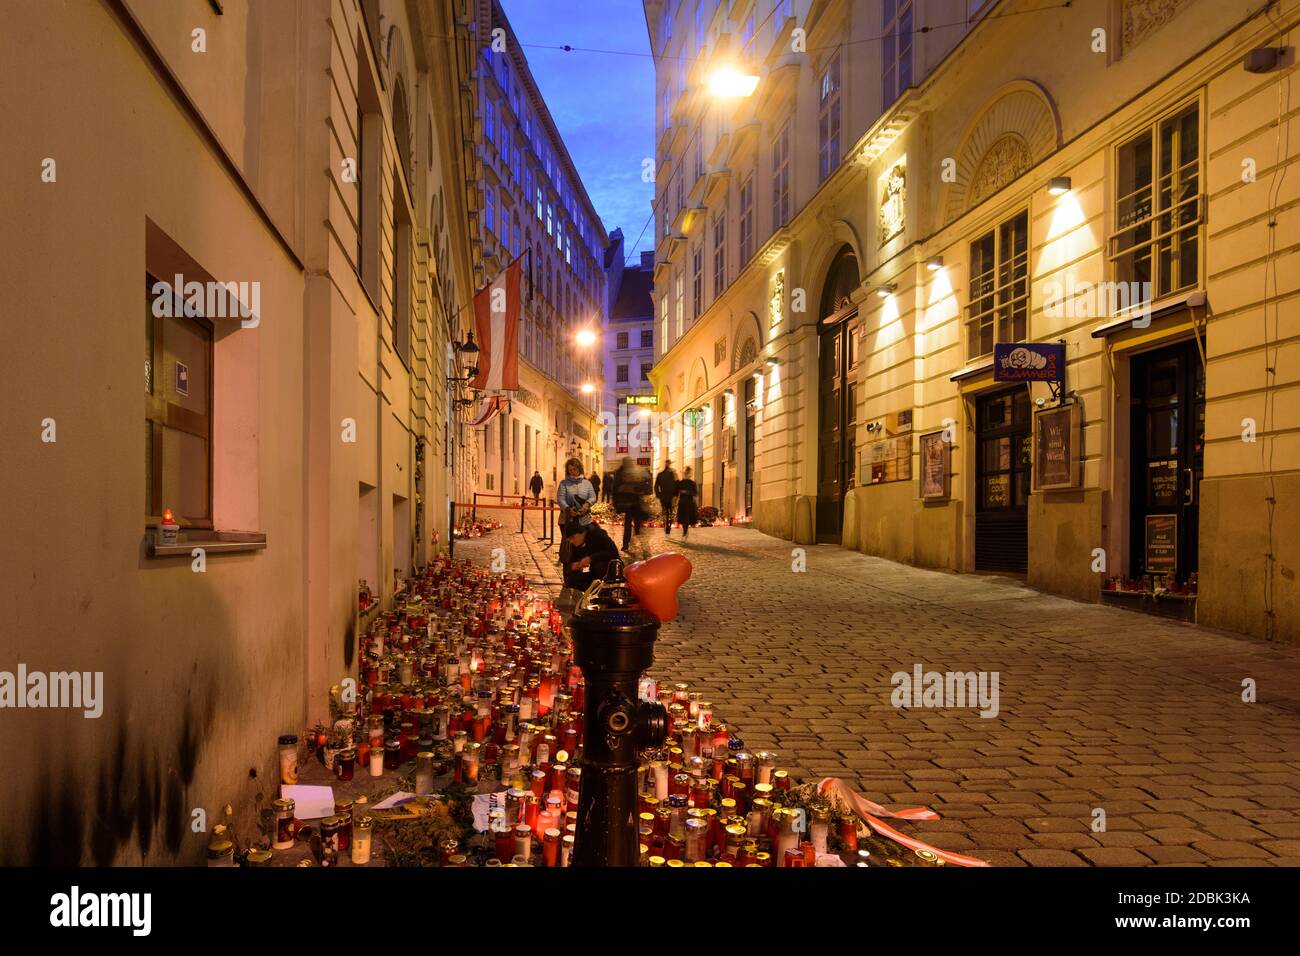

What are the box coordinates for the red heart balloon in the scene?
[624,553,692,622]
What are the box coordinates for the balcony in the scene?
[754,61,799,123]
[703,165,731,208]
[681,205,708,236]
[764,11,798,66]
[805,0,849,51]
[655,227,686,268]
[727,120,761,170]
[851,89,923,167]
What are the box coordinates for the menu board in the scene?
[920,430,950,500]
[1034,404,1080,491]
[1145,514,1178,574]
[867,436,912,484]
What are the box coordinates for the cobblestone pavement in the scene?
[457,516,1300,867]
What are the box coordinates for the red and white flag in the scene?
[469,395,509,428]
[471,256,522,392]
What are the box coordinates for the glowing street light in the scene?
[575,328,598,348]
[707,66,760,99]
[580,382,595,395]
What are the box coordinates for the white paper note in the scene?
[280,784,336,820]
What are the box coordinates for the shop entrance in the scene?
[815,247,860,541]
[1129,340,1203,584]
[974,387,1031,573]
[743,376,756,514]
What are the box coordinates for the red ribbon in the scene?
[819,777,989,868]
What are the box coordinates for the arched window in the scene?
[818,247,859,321]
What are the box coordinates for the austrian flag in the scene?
[471,256,522,392]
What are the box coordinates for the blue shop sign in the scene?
[994,343,1064,383]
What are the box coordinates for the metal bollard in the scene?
[569,564,670,866]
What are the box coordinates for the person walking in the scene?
[603,470,615,503]
[655,460,679,536]
[613,456,650,552]
[528,469,544,505]
[675,466,699,538]
[556,458,596,569]
[589,470,601,503]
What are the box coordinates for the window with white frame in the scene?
[712,204,727,299]
[617,331,629,350]
[485,186,495,238]
[641,329,654,348]
[966,210,1029,360]
[1110,101,1202,304]
[675,271,684,338]
[485,98,495,142]
[772,122,790,230]
[739,174,754,266]
[882,0,914,108]
[692,244,703,320]
[660,293,669,352]
[818,53,842,182]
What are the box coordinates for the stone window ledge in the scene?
[145,529,267,558]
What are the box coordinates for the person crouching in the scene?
[561,519,620,591]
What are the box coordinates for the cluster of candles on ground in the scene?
[257,557,920,868]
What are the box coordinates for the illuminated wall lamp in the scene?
[765,357,779,369]
[926,256,944,272]
[876,283,897,299]
[1048,176,1073,196]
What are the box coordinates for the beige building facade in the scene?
[646,0,1299,643]
[0,0,480,863]
[467,0,608,501]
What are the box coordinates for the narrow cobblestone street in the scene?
[459,517,1300,867]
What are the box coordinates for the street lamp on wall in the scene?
[707,65,760,98]
[1048,176,1073,196]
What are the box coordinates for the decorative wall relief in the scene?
[1122,0,1194,54]
[968,133,1033,208]
[878,161,906,246]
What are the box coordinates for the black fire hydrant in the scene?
[569,567,669,867]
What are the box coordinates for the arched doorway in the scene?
[816,247,861,540]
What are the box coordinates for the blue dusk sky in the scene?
[500,0,656,263]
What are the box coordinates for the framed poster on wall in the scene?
[1034,403,1081,491]
[919,430,950,500]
